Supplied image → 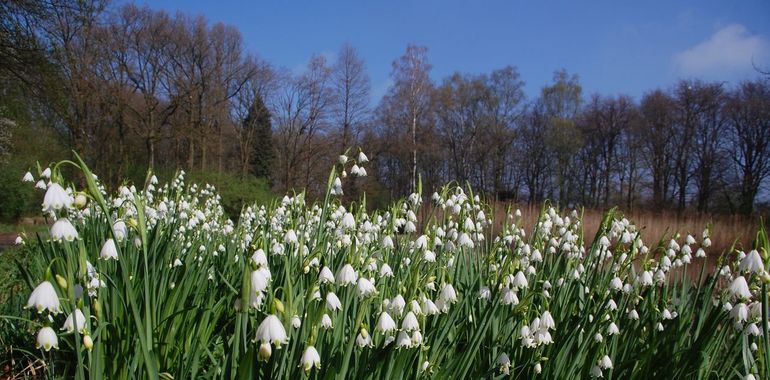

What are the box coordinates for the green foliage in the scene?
[0,165,33,222]
[185,170,274,218]
[0,85,68,221]
[123,166,275,220]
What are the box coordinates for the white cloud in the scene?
[674,24,769,77]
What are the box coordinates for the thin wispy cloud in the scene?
[674,24,769,78]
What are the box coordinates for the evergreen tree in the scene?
[244,94,274,179]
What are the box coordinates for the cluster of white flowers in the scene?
[19,154,766,378]
[22,166,234,354]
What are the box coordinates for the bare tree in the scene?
[487,66,526,197]
[331,43,370,151]
[273,55,333,191]
[32,0,109,163]
[580,95,635,206]
[519,105,552,203]
[110,4,176,169]
[691,82,726,212]
[639,90,677,208]
[389,44,432,193]
[435,72,486,186]
[540,70,582,205]
[726,78,770,215]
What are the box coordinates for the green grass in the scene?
[0,223,50,234]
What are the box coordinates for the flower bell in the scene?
[112,220,128,241]
[301,346,321,373]
[730,276,752,300]
[100,239,118,260]
[739,250,764,274]
[326,292,342,311]
[42,183,73,213]
[26,281,61,314]
[319,267,335,284]
[401,311,419,331]
[395,331,411,348]
[497,353,511,375]
[356,278,377,299]
[336,264,358,286]
[321,314,333,329]
[439,283,457,303]
[375,311,396,334]
[36,327,59,351]
[62,309,88,334]
[356,328,373,347]
[341,213,356,230]
[255,314,288,348]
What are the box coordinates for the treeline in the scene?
[2,0,769,215]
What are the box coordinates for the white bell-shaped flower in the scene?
[326,292,342,311]
[740,250,764,274]
[730,276,752,300]
[112,220,128,241]
[319,266,335,284]
[379,263,394,277]
[375,311,397,334]
[599,355,613,369]
[401,311,420,332]
[100,239,118,260]
[336,264,358,286]
[254,314,288,347]
[26,281,61,314]
[36,326,58,351]
[301,345,321,373]
[395,330,412,348]
[321,313,333,329]
[50,218,78,242]
[42,183,72,213]
[62,309,87,334]
[357,277,377,299]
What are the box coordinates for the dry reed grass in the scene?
[420,200,759,259]
[484,203,758,254]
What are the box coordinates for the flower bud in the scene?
[258,342,272,361]
[759,270,770,285]
[83,335,94,351]
[273,299,285,315]
[92,301,102,320]
[73,194,88,208]
[55,274,68,290]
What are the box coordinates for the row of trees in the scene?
[378,64,770,215]
[2,0,769,215]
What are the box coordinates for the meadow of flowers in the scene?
[9,152,770,379]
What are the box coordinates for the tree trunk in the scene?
[412,113,417,193]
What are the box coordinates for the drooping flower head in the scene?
[255,314,288,348]
[26,281,61,314]
[50,218,78,242]
[301,346,321,373]
[36,327,59,351]
[42,183,72,213]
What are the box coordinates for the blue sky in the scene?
[136,0,770,103]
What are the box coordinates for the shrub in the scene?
[0,164,34,222]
